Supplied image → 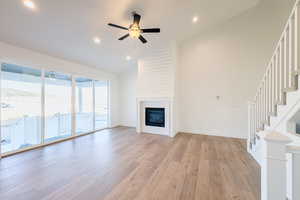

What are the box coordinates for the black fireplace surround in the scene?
[145,107,165,127]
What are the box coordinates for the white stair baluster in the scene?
[255,97,258,132]
[260,87,263,129]
[280,39,286,105]
[270,65,273,116]
[270,61,274,115]
[288,21,293,89]
[296,3,300,73]
[258,89,260,130]
[266,70,269,125]
[262,82,265,128]
[271,58,276,115]
[284,31,288,90]
[275,49,280,104]
[265,77,268,125]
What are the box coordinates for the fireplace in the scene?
[145,107,165,127]
[137,98,174,137]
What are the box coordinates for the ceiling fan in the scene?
[108,12,160,44]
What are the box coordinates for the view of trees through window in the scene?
[0,63,109,154]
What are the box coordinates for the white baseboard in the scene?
[178,130,247,139]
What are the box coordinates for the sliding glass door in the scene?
[75,78,94,134]
[44,71,72,142]
[94,80,108,130]
[1,63,42,153]
[0,62,110,155]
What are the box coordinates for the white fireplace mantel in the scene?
[136,97,176,137]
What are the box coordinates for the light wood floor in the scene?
[0,127,260,200]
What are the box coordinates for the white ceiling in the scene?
[0,0,260,73]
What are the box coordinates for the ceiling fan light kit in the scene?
[108,12,160,44]
[129,24,141,38]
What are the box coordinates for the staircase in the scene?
[248,1,300,199]
[248,0,300,150]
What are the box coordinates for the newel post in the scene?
[287,146,300,200]
[261,131,292,200]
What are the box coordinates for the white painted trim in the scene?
[286,150,300,200]
[41,69,45,144]
[92,80,96,130]
[107,80,112,128]
[0,62,2,159]
[71,76,76,136]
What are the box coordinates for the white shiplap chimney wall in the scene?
[136,43,179,137]
[137,44,177,98]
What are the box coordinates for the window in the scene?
[94,80,109,130]
[75,78,93,134]
[1,63,42,153]
[44,71,72,142]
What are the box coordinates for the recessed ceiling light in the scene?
[23,0,35,10]
[192,16,198,23]
[126,56,131,61]
[93,37,101,44]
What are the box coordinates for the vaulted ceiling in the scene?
[0,0,260,73]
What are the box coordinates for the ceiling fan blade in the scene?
[142,28,160,33]
[108,23,128,30]
[138,35,147,43]
[119,34,130,40]
[133,13,141,25]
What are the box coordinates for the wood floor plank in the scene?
[0,127,260,200]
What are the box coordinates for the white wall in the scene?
[0,41,120,127]
[119,68,137,127]
[177,0,295,138]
